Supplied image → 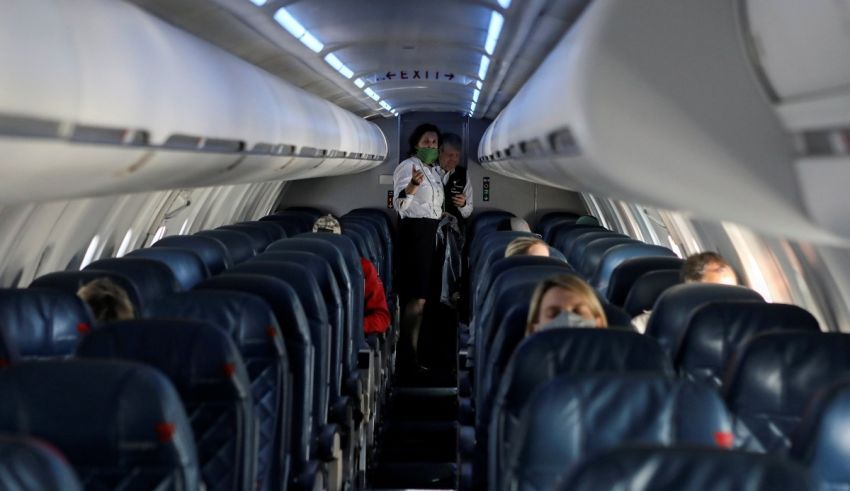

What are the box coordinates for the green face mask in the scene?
[416,147,439,165]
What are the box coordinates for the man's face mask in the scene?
[538,310,598,331]
[416,146,439,165]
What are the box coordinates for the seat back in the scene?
[676,302,820,387]
[148,291,290,491]
[503,374,731,491]
[30,271,144,317]
[0,360,200,490]
[76,320,255,491]
[84,257,180,314]
[235,221,287,242]
[561,446,814,491]
[791,380,850,490]
[591,243,677,294]
[489,330,674,489]
[606,256,685,306]
[645,283,765,358]
[344,211,394,295]
[0,435,83,491]
[0,288,92,359]
[470,231,534,273]
[218,224,276,253]
[260,212,316,237]
[195,230,256,263]
[724,331,850,452]
[126,247,209,290]
[575,237,638,279]
[622,269,682,316]
[565,230,624,266]
[467,210,514,250]
[551,225,609,255]
[474,256,572,318]
[153,235,232,275]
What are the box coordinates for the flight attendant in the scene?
[393,123,444,372]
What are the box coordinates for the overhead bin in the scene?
[478,0,849,243]
[0,0,387,204]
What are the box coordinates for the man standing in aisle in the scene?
[436,133,473,227]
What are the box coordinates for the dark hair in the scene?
[681,251,730,282]
[77,278,135,323]
[408,123,441,156]
[440,133,463,152]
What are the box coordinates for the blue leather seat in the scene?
[195,274,317,487]
[345,210,395,296]
[551,225,613,256]
[501,373,731,491]
[676,302,820,387]
[0,288,93,360]
[0,360,200,490]
[565,230,626,267]
[622,269,682,317]
[76,320,255,491]
[606,256,685,306]
[148,291,291,491]
[473,256,571,319]
[488,330,674,490]
[575,236,639,279]
[195,229,256,263]
[340,222,380,269]
[218,224,277,253]
[467,210,514,250]
[0,435,82,491]
[284,207,326,221]
[474,237,565,293]
[340,218,384,278]
[645,283,765,358]
[561,446,814,491]
[235,221,288,241]
[30,270,144,317]
[724,331,850,453]
[84,257,180,314]
[126,247,209,290]
[591,243,678,295]
[535,212,580,239]
[791,380,850,489]
[470,231,534,273]
[260,212,316,237]
[153,235,232,275]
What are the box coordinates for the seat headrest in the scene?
[725,332,850,419]
[591,243,677,295]
[645,283,764,357]
[259,212,316,236]
[0,435,82,491]
[152,235,232,275]
[509,374,732,491]
[471,231,536,267]
[565,231,626,267]
[607,256,685,306]
[552,226,610,256]
[576,237,638,278]
[85,257,180,309]
[677,302,820,386]
[235,221,287,241]
[282,207,326,220]
[469,210,514,240]
[294,233,362,269]
[252,251,340,302]
[622,269,681,317]
[0,360,198,472]
[561,446,814,491]
[29,271,144,316]
[791,379,850,488]
[217,224,275,253]
[148,291,284,359]
[76,320,250,400]
[194,230,255,263]
[0,288,93,358]
[126,247,209,290]
[480,265,574,325]
[603,303,635,329]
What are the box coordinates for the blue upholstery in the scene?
[195,230,256,263]
[218,224,277,253]
[126,247,209,290]
[260,212,316,237]
[470,231,534,272]
[575,237,638,279]
[76,320,255,491]
[791,380,850,490]
[474,256,571,318]
[551,225,611,256]
[0,360,200,490]
[561,446,814,491]
[148,291,290,491]
[85,257,180,314]
[344,210,394,295]
[235,221,287,241]
[565,230,625,267]
[0,327,15,367]
[195,274,315,482]
[30,270,144,316]
[645,283,765,358]
[535,212,580,239]
[591,243,677,294]
[724,332,850,453]
[0,435,82,491]
[467,210,514,250]
[153,235,232,275]
[622,269,682,317]
[283,207,326,221]
[676,302,820,387]
[0,288,92,359]
[340,219,383,277]
[225,261,330,436]
[489,331,674,490]
[606,256,685,306]
[502,374,731,491]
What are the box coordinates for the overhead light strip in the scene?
[485,11,504,56]
[472,3,510,116]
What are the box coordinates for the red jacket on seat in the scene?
[361,257,390,334]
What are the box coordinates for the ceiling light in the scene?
[498,0,511,8]
[354,78,365,88]
[379,101,392,111]
[273,8,305,38]
[300,31,324,53]
[472,89,480,103]
[485,11,504,55]
[476,80,483,90]
[338,65,354,79]
[324,53,343,70]
[470,102,477,113]
[249,0,267,5]
[478,55,491,81]
[364,88,380,101]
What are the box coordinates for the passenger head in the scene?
[681,251,738,285]
[76,278,135,324]
[408,123,441,164]
[575,215,600,226]
[498,217,531,232]
[439,133,463,172]
[313,214,342,235]
[526,274,607,334]
[505,237,549,258]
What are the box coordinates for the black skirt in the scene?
[398,217,441,300]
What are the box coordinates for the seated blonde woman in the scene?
[526,274,608,334]
[505,236,549,258]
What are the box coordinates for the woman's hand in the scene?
[406,168,424,195]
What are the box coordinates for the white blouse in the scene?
[393,156,445,219]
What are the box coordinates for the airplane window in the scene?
[116,229,134,258]
[80,235,101,269]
